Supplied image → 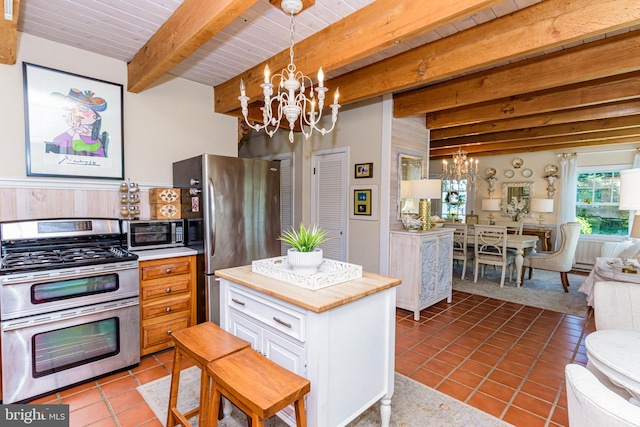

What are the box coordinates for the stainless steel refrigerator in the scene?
[173,154,281,324]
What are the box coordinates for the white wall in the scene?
[430,144,639,227]
[0,33,238,185]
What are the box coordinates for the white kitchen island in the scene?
[215,265,401,427]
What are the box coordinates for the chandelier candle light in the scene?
[409,179,442,230]
[238,0,340,143]
[442,148,479,187]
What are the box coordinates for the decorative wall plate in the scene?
[485,168,497,177]
[522,168,533,178]
[545,164,558,176]
[504,169,514,178]
[512,158,524,169]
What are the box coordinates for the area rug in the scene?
[137,366,512,427]
[452,264,589,318]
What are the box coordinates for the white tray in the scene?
[251,256,363,290]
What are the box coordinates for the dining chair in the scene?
[473,225,515,287]
[565,364,640,427]
[493,220,523,235]
[444,223,473,280]
[520,222,581,292]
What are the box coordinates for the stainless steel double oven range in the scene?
[0,218,140,403]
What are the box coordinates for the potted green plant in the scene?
[279,224,330,275]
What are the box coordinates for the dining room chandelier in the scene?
[441,147,479,187]
[238,0,341,143]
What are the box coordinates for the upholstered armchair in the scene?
[521,222,581,292]
[565,364,640,427]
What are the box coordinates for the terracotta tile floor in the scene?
[25,290,594,427]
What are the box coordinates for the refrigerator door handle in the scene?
[206,176,216,257]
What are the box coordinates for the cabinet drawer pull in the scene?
[166,288,172,293]
[167,329,172,335]
[273,317,291,328]
[231,298,245,306]
[166,307,172,312]
[166,268,172,274]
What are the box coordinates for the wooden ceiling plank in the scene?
[431,99,640,140]
[426,71,640,130]
[213,0,506,113]
[430,128,640,157]
[0,0,20,65]
[431,115,640,148]
[127,0,259,93]
[394,29,640,117]
[328,0,640,113]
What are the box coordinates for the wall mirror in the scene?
[397,153,424,219]
[502,182,534,216]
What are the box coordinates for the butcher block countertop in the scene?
[215,265,401,313]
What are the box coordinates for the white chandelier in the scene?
[238,0,340,143]
[441,148,479,187]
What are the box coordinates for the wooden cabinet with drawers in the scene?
[139,255,197,356]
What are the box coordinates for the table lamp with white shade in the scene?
[530,198,554,229]
[620,168,640,239]
[481,198,501,225]
[409,179,442,230]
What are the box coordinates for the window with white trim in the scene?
[576,166,629,236]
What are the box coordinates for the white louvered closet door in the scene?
[279,156,293,255]
[312,150,347,261]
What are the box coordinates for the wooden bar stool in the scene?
[206,347,311,427]
[166,322,250,427]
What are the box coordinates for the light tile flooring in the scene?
[26,289,594,427]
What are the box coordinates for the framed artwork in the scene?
[354,162,373,178]
[350,185,378,221]
[23,62,125,179]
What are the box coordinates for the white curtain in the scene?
[556,153,578,249]
[629,148,640,234]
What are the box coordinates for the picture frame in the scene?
[23,62,125,180]
[350,185,378,221]
[354,162,373,178]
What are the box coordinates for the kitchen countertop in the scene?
[215,264,401,313]
[132,247,198,261]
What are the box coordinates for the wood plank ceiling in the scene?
[2,0,640,159]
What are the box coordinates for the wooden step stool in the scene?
[205,347,311,427]
[166,322,250,427]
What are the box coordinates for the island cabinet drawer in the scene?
[142,314,191,350]
[140,258,191,281]
[226,286,306,343]
[142,294,191,320]
[141,276,190,300]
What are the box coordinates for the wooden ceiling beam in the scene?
[213,0,506,114]
[426,72,640,130]
[431,115,640,148]
[431,99,640,140]
[395,29,640,117]
[127,0,259,93]
[322,0,640,114]
[431,137,640,159]
[430,128,640,158]
[0,0,20,65]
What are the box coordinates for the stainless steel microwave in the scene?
[123,219,184,250]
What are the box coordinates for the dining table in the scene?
[466,231,539,287]
[585,329,640,402]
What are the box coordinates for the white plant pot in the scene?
[287,248,323,275]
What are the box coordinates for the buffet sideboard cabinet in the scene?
[216,265,401,427]
[389,229,454,320]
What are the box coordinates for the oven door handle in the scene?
[1,298,139,332]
